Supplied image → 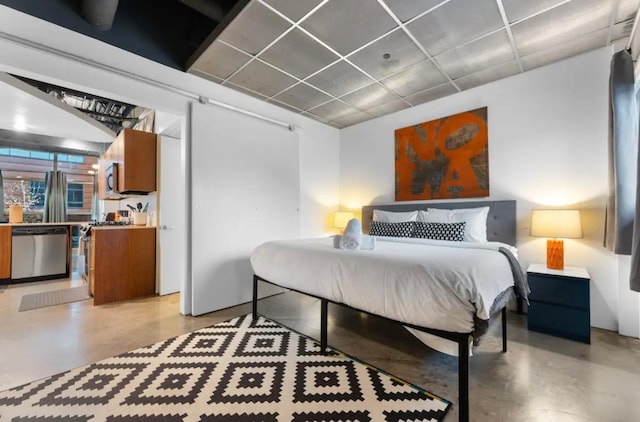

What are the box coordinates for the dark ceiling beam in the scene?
[186,0,251,70]
[81,0,120,31]
[178,0,225,22]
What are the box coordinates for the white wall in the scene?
[339,47,633,333]
[190,103,300,315]
[0,6,341,313]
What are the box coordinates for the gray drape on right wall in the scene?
[606,50,640,292]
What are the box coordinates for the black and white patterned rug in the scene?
[0,314,451,421]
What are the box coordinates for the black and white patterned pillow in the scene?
[412,222,466,241]
[369,221,414,237]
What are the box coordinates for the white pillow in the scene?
[418,207,489,242]
[372,209,418,223]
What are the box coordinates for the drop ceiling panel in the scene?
[260,28,338,79]
[227,60,297,97]
[190,41,251,79]
[306,60,373,97]
[512,0,613,56]
[331,111,373,127]
[348,29,426,79]
[183,0,638,128]
[301,0,398,55]
[520,29,609,71]
[407,0,504,56]
[502,0,568,23]
[382,0,446,23]
[340,83,399,110]
[266,98,303,113]
[403,83,459,106]
[272,82,332,110]
[219,1,291,55]
[382,60,448,97]
[262,0,323,21]
[302,111,329,123]
[224,82,269,100]
[454,61,521,91]
[308,100,358,122]
[435,30,514,80]
[365,99,410,117]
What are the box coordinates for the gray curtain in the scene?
[90,175,100,221]
[43,170,67,223]
[607,50,640,292]
[631,86,640,292]
[0,169,5,222]
[605,50,638,258]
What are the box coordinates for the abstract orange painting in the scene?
[395,107,489,201]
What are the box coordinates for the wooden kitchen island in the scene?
[89,226,156,305]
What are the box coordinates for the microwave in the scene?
[105,162,119,196]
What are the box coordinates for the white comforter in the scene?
[250,236,517,335]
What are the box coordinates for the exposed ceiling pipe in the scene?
[178,0,225,22]
[81,0,120,31]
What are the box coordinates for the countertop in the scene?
[90,225,156,230]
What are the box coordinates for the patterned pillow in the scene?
[412,222,466,241]
[369,221,414,237]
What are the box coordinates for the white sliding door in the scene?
[191,103,299,316]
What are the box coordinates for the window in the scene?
[67,183,84,209]
[0,148,84,163]
[31,181,46,208]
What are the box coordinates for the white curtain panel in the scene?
[43,170,67,223]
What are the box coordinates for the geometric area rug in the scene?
[0,314,451,421]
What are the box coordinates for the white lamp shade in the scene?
[530,209,583,239]
[334,211,355,229]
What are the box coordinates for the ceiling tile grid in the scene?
[187,0,640,128]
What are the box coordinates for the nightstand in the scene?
[527,263,591,344]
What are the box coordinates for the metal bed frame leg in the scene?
[252,275,259,321]
[320,299,328,355]
[502,307,508,353]
[458,337,470,422]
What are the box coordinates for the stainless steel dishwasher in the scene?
[11,226,69,281]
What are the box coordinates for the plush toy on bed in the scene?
[333,218,375,250]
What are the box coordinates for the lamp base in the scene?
[546,239,564,270]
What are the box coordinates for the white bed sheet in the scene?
[250,236,517,335]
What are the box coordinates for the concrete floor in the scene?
[1,277,639,421]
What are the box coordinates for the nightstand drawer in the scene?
[528,273,589,310]
[528,301,590,343]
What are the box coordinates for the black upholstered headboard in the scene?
[361,200,517,246]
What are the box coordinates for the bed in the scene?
[250,200,525,422]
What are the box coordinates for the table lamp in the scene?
[530,209,583,270]
[334,211,355,232]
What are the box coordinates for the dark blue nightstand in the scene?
[527,263,591,344]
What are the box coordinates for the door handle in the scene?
[160,225,176,230]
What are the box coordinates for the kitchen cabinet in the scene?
[99,128,157,199]
[89,227,156,305]
[0,226,10,279]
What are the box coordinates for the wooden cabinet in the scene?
[0,226,10,279]
[527,264,591,344]
[89,227,156,305]
[99,128,157,199]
